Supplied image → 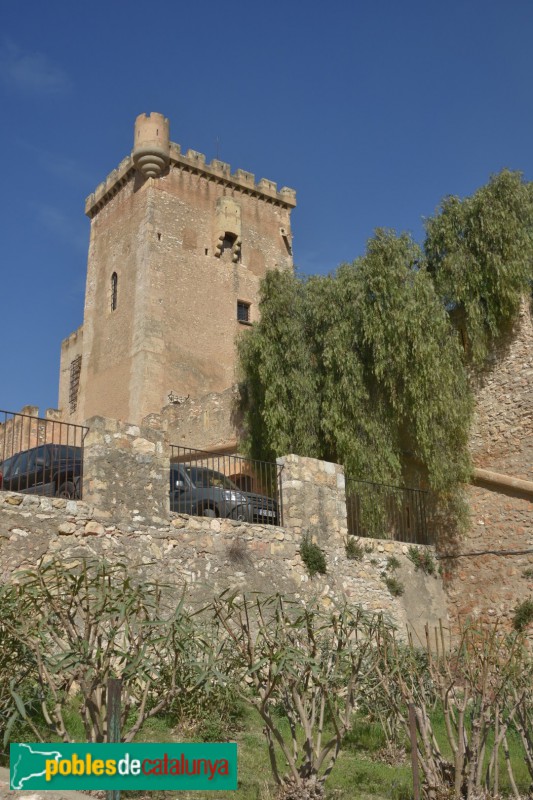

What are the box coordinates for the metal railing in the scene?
[0,409,88,500]
[170,445,283,526]
[346,478,431,545]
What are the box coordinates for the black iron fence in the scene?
[346,478,431,545]
[170,445,283,526]
[0,409,88,499]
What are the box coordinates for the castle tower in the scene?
[132,112,170,178]
[58,113,296,427]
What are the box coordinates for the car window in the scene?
[170,466,188,488]
[185,467,238,490]
[11,451,28,477]
[29,445,49,469]
[0,454,18,479]
[55,445,80,460]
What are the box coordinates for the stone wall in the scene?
[0,489,447,640]
[82,416,169,523]
[278,454,348,548]
[470,302,533,476]
[442,302,533,626]
[442,485,533,626]
[0,420,447,638]
[160,385,241,452]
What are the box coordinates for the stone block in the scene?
[84,520,105,535]
[58,522,77,535]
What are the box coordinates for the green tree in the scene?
[239,232,472,495]
[1,558,218,744]
[238,269,321,463]
[425,170,533,365]
[238,171,533,526]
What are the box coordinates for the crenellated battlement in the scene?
[61,324,84,350]
[85,122,296,218]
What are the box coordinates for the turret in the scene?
[132,112,170,178]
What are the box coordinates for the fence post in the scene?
[408,703,420,800]
[107,678,122,800]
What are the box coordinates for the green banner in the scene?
[10,742,237,791]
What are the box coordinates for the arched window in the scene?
[111,272,118,311]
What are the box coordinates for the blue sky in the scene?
[2,0,533,414]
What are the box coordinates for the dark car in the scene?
[0,443,82,499]
[170,464,279,525]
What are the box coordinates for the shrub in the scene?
[211,593,384,796]
[300,534,327,576]
[522,567,533,580]
[0,558,218,744]
[407,545,436,575]
[386,555,400,571]
[345,538,365,561]
[375,618,533,799]
[384,576,404,597]
[513,598,533,632]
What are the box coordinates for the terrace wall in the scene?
[0,417,447,640]
[2,410,532,634]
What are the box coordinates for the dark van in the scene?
[0,444,82,499]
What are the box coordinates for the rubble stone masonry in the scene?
[0,423,447,641]
[0,490,447,641]
[442,302,533,625]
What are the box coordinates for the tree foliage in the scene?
[426,170,533,365]
[238,171,533,510]
[239,270,321,464]
[1,558,219,744]
[239,235,472,495]
[212,592,382,798]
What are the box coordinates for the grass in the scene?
[4,701,531,799]
[423,705,531,794]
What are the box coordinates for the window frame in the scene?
[237,300,251,325]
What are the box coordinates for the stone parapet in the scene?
[85,144,297,219]
[277,454,348,548]
[0,490,446,639]
[82,416,169,523]
[85,156,134,218]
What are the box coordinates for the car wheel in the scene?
[57,481,77,499]
[230,505,248,521]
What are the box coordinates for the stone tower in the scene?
[58,112,296,426]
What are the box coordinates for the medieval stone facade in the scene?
[2,112,532,632]
[58,113,296,437]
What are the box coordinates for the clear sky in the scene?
[1,0,533,414]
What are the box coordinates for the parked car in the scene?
[0,443,82,499]
[170,464,279,525]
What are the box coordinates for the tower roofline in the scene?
[85,141,296,219]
